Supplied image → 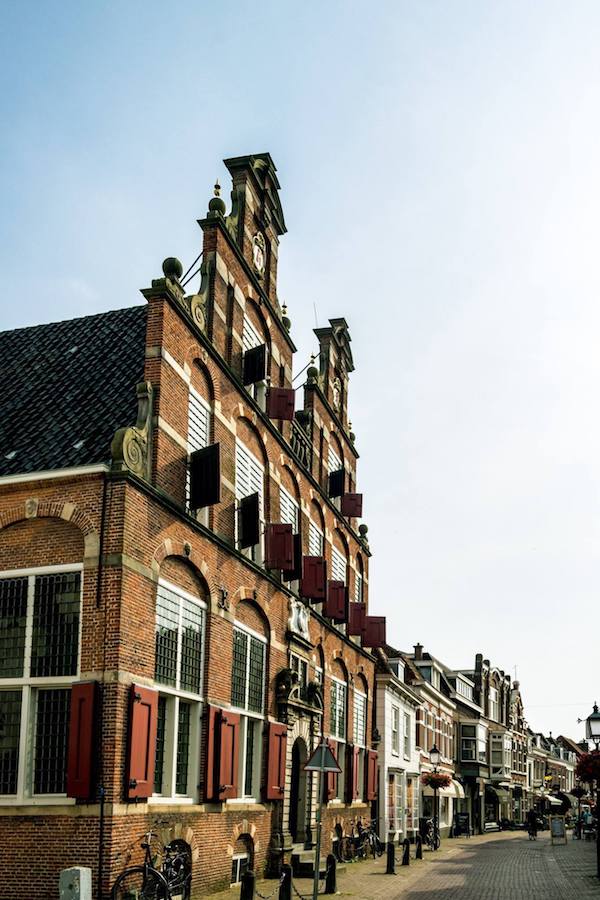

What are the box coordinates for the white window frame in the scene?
[403,711,411,759]
[329,676,347,741]
[0,563,83,806]
[231,852,250,886]
[354,569,363,604]
[327,445,343,474]
[353,690,367,748]
[391,705,400,756]
[308,520,324,557]
[279,485,299,533]
[242,315,268,408]
[331,547,347,584]
[186,388,211,525]
[230,623,267,801]
[235,440,265,563]
[151,579,206,803]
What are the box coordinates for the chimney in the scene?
[414,643,423,661]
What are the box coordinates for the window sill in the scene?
[0,796,76,808]
[149,796,195,805]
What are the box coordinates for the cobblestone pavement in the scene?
[210,831,600,900]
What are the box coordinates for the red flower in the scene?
[421,771,452,789]
[575,752,600,785]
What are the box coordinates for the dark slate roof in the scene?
[0,305,147,476]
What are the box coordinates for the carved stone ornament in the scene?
[332,377,341,411]
[184,256,213,334]
[110,381,153,480]
[288,597,310,642]
[252,232,266,275]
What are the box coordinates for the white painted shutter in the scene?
[308,521,323,556]
[279,486,299,532]
[331,547,347,584]
[242,317,263,353]
[235,441,264,513]
[188,390,210,451]
[328,445,342,474]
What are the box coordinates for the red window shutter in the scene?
[282,533,301,583]
[190,442,221,508]
[243,344,268,385]
[366,750,378,801]
[205,705,219,801]
[126,684,158,800]
[301,556,327,601]
[265,721,288,800]
[341,493,363,518]
[324,581,347,622]
[239,492,260,549]
[348,745,360,801]
[362,616,387,648]
[66,681,97,799]
[218,711,240,800]
[265,523,294,570]
[348,602,366,636]
[326,738,338,801]
[266,387,295,421]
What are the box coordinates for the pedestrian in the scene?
[526,808,538,840]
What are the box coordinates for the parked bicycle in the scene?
[336,818,369,863]
[422,818,440,851]
[360,819,384,858]
[111,832,191,900]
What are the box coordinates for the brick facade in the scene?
[0,154,382,898]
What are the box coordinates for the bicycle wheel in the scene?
[111,865,169,900]
[373,836,384,858]
[432,833,440,851]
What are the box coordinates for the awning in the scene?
[486,785,511,802]
[453,779,466,799]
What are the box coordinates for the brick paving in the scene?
[210,831,600,900]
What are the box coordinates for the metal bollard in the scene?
[415,835,423,859]
[324,853,337,894]
[401,838,410,866]
[279,863,292,900]
[240,870,256,900]
[386,840,396,874]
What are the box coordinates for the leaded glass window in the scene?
[0,579,27,678]
[33,688,70,794]
[330,679,346,740]
[154,583,204,695]
[353,691,366,747]
[0,691,22,794]
[31,573,80,677]
[231,627,265,713]
[175,702,191,794]
[0,568,82,800]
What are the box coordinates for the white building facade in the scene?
[375,657,422,842]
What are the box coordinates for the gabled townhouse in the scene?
[509,680,529,823]
[374,649,422,842]
[402,645,459,837]
[444,667,484,834]
[459,654,513,830]
[0,153,387,899]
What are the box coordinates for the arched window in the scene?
[308,501,325,557]
[186,362,215,526]
[354,554,364,604]
[230,601,269,799]
[153,558,208,801]
[234,419,268,564]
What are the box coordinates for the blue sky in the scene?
[2,1,599,738]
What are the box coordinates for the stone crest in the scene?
[252,232,266,275]
[288,597,310,642]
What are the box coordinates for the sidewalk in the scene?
[208,830,600,900]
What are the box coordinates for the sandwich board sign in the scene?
[304,741,341,773]
[550,815,567,845]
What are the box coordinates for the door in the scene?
[289,738,308,843]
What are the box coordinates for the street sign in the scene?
[304,741,341,773]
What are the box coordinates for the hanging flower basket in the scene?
[575,751,600,785]
[421,771,452,790]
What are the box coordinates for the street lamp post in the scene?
[585,702,600,880]
[430,744,441,851]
